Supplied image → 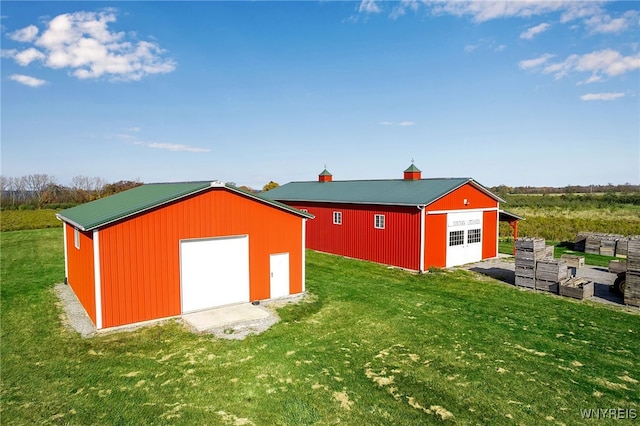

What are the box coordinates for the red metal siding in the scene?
[288,202,421,271]
[482,210,498,259]
[424,213,447,268]
[96,188,304,328]
[65,223,96,324]
[428,183,498,211]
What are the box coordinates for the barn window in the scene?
[449,230,464,246]
[333,211,342,225]
[468,228,481,244]
[74,228,80,249]
[374,214,385,229]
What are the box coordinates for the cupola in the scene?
[403,162,422,180]
[318,168,333,182]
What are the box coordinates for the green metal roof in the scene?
[319,169,332,176]
[57,181,312,231]
[404,164,421,173]
[261,178,503,206]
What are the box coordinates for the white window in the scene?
[374,214,385,229]
[449,230,464,246]
[468,228,481,244]
[74,228,80,249]
[333,211,342,225]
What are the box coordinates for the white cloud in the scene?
[585,10,638,34]
[520,22,551,40]
[518,53,554,70]
[430,1,573,23]
[359,0,381,14]
[390,0,420,20]
[14,47,45,66]
[525,49,640,83]
[135,141,210,153]
[9,74,47,87]
[8,24,39,42]
[580,92,625,101]
[4,10,175,82]
[379,120,415,126]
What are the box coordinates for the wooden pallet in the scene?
[515,237,545,251]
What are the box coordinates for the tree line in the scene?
[0,174,142,210]
[490,183,639,197]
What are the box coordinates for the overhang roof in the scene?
[57,181,313,231]
[499,210,525,222]
[261,178,504,206]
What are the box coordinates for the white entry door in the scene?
[180,235,250,313]
[270,253,290,299]
[446,212,483,267]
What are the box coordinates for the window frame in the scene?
[467,228,481,244]
[374,214,385,229]
[449,230,464,247]
[333,211,342,225]
[74,228,81,249]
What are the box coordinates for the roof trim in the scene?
[57,182,313,231]
[225,185,315,219]
[57,183,212,231]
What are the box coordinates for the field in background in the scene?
[1,229,639,424]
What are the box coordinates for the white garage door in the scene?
[446,211,483,267]
[180,235,250,313]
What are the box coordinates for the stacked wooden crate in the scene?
[560,254,584,269]
[585,233,602,254]
[599,235,618,257]
[515,238,547,289]
[535,259,568,293]
[615,238,628,258]
[608,259,627,274]
[574,232,591,252]
[625,239,640,307]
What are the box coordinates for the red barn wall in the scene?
[65,223,96,324]
[96,188,304,329]
[428,183,498,211]
[288,202,421,271]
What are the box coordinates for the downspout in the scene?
[417,205,425,273]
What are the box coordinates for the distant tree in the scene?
[24,174,56,207]
[71,175,93,203]
[225,181,237,188]
[102,180,142,196]
[262,181,279,192]
[238,185,257,193]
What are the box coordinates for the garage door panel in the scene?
[180,235,249,313]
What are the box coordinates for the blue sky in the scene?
[1,1,639,189]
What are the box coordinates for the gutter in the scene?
[417,205,426,273]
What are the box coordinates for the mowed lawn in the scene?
[1,229,639,425]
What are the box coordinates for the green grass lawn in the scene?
[2,229,639,425]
